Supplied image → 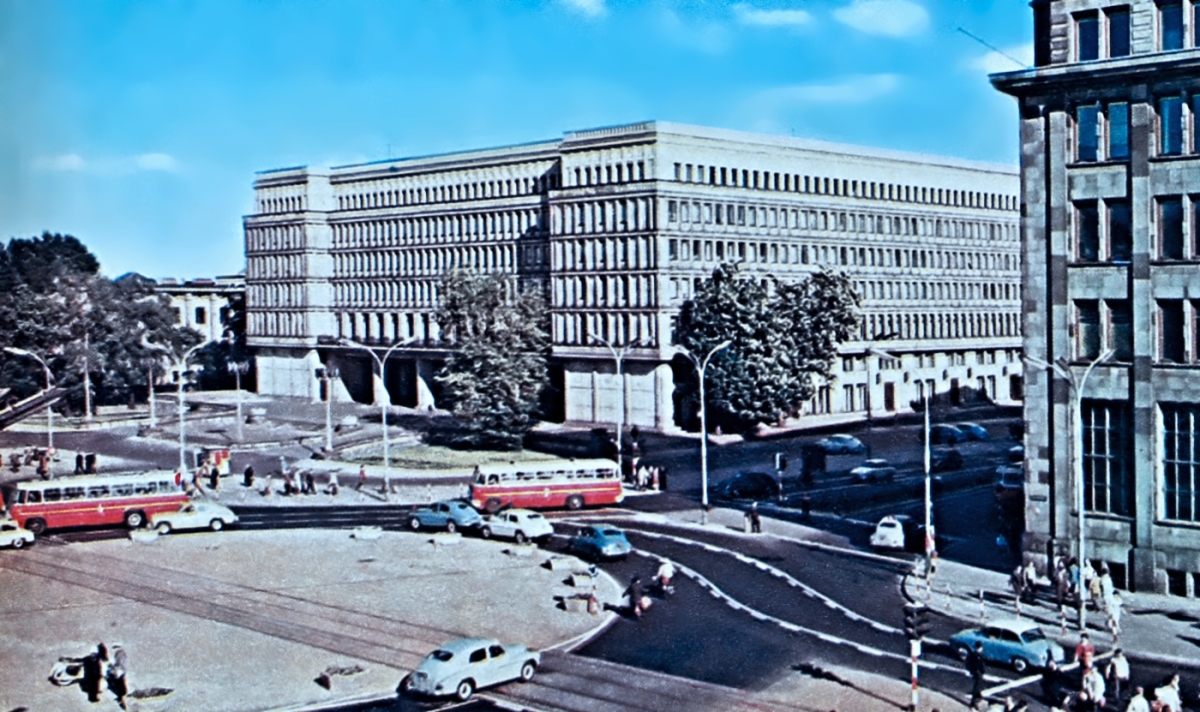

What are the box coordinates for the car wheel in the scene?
[1011,657,1029,674]
[407,517,421,531]
[520,660,537,682]
[399,674,415,696]
[26,518,46,536]
[445,520,457,534]
[480,526,492,539]
[209,519,224,532]
[954,645,970,662]
[455,679,475,701]
[124,510,145,529]
[566,495,584,511]
[156,522,172,535]
[515,531,528,545]
[11,537,24,550]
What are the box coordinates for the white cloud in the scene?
[833,0,929,37]
[560,0,606,18]
[753,74,900,107]
[733,4,812,28]
[134,153,180,172]
[657,8,731,54]
[33,153,86,172]
[967,44,1034,74]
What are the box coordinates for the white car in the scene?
[0,520,34,549]
[401,636,540,701]
[480,509,554,544]
[150,501,239,534]
[869,516,908,550]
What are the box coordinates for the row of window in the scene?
[859,279,1017,303]
[666,200,1016,242]
[555,198,657,235]
[1074,2,1200,62]
[1074,298,1200,365]
[332,172,560,212]
[842,349,1019,371]
[555,311,659,348]
[1076,95,1200,162]
[257,194,307,215]
[1073,195,1199,262]
[569,161,647,187]
[246,225,307,253]
[554,275,658,310]
[247,254,305,280]
[248,283,307,310]
[670,162,1016,211]
[667,238,1018,273]
[551,236,657,273]
[248,311,308,339]
[858,310,1021,343]
[331,245,523,281]
[337,310,435,345]
[331,211,547,249]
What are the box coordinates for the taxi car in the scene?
[401,636,540,701]
[150,501,239,534]
[950,618,1064,672]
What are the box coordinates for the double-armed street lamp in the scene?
[339,337,416,498]
[4,347,55,451]
[143,338,210,473]
[678,340,733,525]
[317,364,341,454]
[226,359,251,442]
[588,331,640,466]
[1024,348,1114,630]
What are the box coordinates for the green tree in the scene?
[434,271,550,450]
[675,264,859,433]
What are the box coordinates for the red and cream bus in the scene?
[469,458,624,513]
[6,472,189,534]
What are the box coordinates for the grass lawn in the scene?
[349,444,562,471]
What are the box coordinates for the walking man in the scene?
[749,502,762,534]
[107,644,129,710]
[1105,647,1129,704]
[967,641,987,708]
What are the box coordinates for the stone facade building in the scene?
[994,0,1200,593]
[156,274,245,343]
[243,122,1021,433]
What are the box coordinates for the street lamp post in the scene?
[679,340,733,525]
[1024,348,1113,631]
[588,332,639,466]
[146,359,158,429]
[143,339,209,473]
[340,338,414,498]
[226,360,250,442]
[4,347,54,451]
[319,365,341,454]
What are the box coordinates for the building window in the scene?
[1160,300,1186,363]
[1162,403,1200,521]
[195,307,207,325]
[1108,102,1130,160]
[1109,200,1132,262]
[1077,105,1100,161]
[1109,300,1134,362]
[1077,12,1100,60]
[1076,201,1100,261]
[1161,1,1184,50]
[1161,96,1185,155]
[668,201,678,222]
[1108,7,1131,57]
[1077,300,1101,360]
[1160,197,1185,259]
[1082,399,1132,516]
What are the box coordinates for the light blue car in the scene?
[950,619,1064,673]
[406,500,483,534]
[566,525,632,561]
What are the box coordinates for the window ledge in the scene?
[1155,519,1200,531]
[1148,154,1199,163]
[1066,159,1130,169]
[1084,512,1134,523]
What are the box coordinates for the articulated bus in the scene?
[469,458,624,513]
[6,472,188,534]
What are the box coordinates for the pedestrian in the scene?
[357,465,367,491]
[209,465,220,492]
[1011,565,1027,612]
[1083,560,1099,610]
[107,644,129,710]
[1069,557,1081,598]
[325,470,339,496]
[1154,674,1182,712]
[1023,559,1039,602]
[1099,564,1114,612]
[1108,592,1124,641]
[967,641,987,707]
[243,464,255,488]
[1055,559,1071,609]
[36,454,48,479]
[658,466,668,492]
[1042,659,1065,705]
[655,559,676,594]
[75,452,85,475]
[80,642,107,704]
[1106,648,1129,704]
[304,472,316,495]
[1082,666,1106,706]
[85,452,97,474]
[625,575,649,618]
[1074,632,1095,671]
[1125,686,1150,712]
[749,502,762,533]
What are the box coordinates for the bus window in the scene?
[87,486,110,499]
[63,487,85,500]
[536,471,553,480]
[517,471,533,481]
[112,484,133,497]
[486,475,499,485]
[43,488,62,502]
[134,481,157,495]
[158,481,173,491]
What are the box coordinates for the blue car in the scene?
[958,422,991,441]
[950,619,1064,673]
[566,525,632,561]
[406,500,483,534]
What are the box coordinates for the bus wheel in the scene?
[124,510,146,529]
[25,519,46,536]
[566,495,584,511]
[485,498,502,514]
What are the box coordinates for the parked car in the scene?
[480,509,554,544]
[868,514,932,552]
[815,434,866,455]
[950,619,1064,672]
[406,500,483,534]
[922,424,969,445]
[150,501,239,534]
[958,422,991,441]
[1007,445,1025,463]
[995,465,1024,503]
[0,519,34,549]
[850,459,897,483]
[714,471,780,501]
[401,637,540,701]
[566,525,632,561]
[930,448,964,473]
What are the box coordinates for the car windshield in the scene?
[1021,628,1045,643]
[430,650,454,662]
[527,513,544,520]
[602,529,623,537]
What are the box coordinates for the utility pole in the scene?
[678,340,732,526]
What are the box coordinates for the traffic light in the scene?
[904,604,933,639]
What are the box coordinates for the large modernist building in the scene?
[244,122,1021,433]
[994,0,1200,593]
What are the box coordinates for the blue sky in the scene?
[0,0,1031,279]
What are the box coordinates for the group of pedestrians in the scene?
[1048,557,1123,640]
[622,560,676,620]
[57,642,129,709]
[1035,633,1186,712]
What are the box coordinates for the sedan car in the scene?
[816,434,867,455]
[566,525,632,561]
[401,637,540,701]
[0,519,34,549]
[480,509,555,544]
[958,422,991,441]
[923,424,969,445]
[714,471,780,501]
[995,465,1024,504]
[406,500,483,534]
[930,448,964,473]
[150,501,239,534]
[850,459,897,483]
[950,619,1064,673]
[869,515,933,553]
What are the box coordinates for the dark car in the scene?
[958,422,991,441]
[850,459,897,483]
[930,448,964,472]
[715,471,780,500]
[922,424,968,445]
